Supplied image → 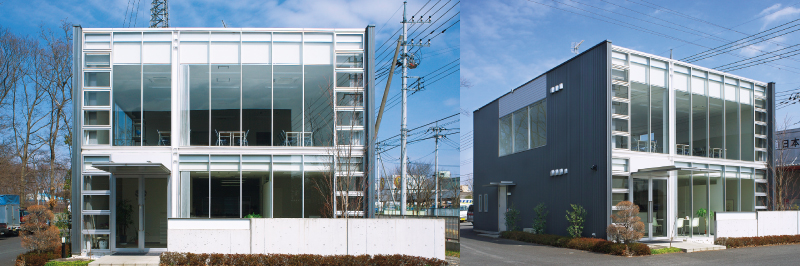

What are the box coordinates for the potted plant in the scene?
[116,199,134,245]
[695,208,707,234]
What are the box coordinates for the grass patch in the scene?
[651,247,682,255]
[445,250,460,257]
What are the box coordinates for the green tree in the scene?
[565,204,586,238]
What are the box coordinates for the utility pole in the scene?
[399,0,431,216]
[150,0,169,28]
[431,123,444,214]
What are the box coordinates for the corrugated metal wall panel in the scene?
[498,75,547,117]
[472,41,611,237]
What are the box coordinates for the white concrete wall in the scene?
[715,211,800,239]
[168,218,445,260]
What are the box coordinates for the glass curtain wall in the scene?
[676,164,728,238]
[725,167,739,212]
[670,65,761,162]
[111,32,172,146]
[181,155,331,218]
[615,52,668,154]
[181,31,344,147]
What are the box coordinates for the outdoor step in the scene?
[88,255,160,266]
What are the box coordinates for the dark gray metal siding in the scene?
[473,41,612,238]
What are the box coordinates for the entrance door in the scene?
[114,176,168,252]
[497,186,507,232]
[633,178,668,239]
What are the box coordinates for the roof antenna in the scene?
[221,20,228,28]
[571,40,584,54]
[670,49,673,59]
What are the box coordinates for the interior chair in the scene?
[676,217,685,236]
[691,217,700,235]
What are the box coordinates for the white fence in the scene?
[715,211,800,239]
[167,218,445,260]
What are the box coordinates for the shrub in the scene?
[21,205,61,253]
[504,204,520,231]
[159,252,447,266]
[16,251,60,266]
[715,234,800,248]
[565,204,586,238]
[607,201,644,244]
[532,203,548,234]
[500,231,651,256]
[44,261,93,266]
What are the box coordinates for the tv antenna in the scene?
[571,40,584,54]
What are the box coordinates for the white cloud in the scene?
[760,4,800,30]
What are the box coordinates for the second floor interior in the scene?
[79,28,369,149]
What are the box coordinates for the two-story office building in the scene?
[472,41,774,241]
[71,26,375,255]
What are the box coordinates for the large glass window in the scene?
[210,171,240,218]
[142,65,172,146]
[630,83,649,152]
[725,84,739,160]
[650,86,668,154]
[675,90,691,155]
[498,115,512,156]
[692,92,708,157]
[513,108,528,152]
[725,168,739,211]
[188,65,210,146]
[740,90,755,161]
[274,156,302,218]
[529,100,547,148]
[242,65,273,146]
[113,65,142,146]
[189,171,210,218]
[305,65,335,146]
[274,65,303,146]
[211,65,242,146]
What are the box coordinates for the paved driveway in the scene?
[0,235,27,266]
[461,223,800,265]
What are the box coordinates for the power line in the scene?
[681,18,800,62]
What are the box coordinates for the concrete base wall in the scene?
[168,218,445,260]
[715,211,800,239]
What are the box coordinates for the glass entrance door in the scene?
[633,178,668,239]
[114,176,168,252]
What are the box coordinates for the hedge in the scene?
[16,252,61,266]
[715,234,800,248]
[500,231,650,256]
[43,261,92,266]
[159,252,447,266]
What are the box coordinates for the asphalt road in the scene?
[461,223,800,266]
[0,235,26,266]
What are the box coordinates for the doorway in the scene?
[632,178,667,240]
[114,176,168,252]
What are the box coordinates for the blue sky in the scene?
[0,0,461,179]
[461,0,800,185]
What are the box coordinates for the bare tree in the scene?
[306,75,370,218]
[770,116,800,210]
[37,21,73,211]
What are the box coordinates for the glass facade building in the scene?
[72,27,374,255]
[473,41,772,241]
[610,45,769,240]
